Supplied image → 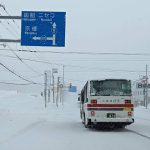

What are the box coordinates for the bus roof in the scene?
[87,79,131,82]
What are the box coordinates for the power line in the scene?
[0,53,150,73]
[2,48,150,62]
[0,4,20,29]
[0,6,42,63]
[34,51,150,56]
[0,53,63,66]
[1,46,41,75]
[0,81,44,86]
[0,62,37,84]
[1,48,150,56]
[0,48,36,52]
[0,32,40,74]
[49,59,150,62]
[6,45,41,74]
[0,81,34,85]
[0,12,41,75]
[66,69,146,73]
[0,15,18,38]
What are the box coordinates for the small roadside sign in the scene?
[69,86,77,93]
[52,68,58,73]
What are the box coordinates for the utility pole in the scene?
[52,68,58,103]
[60,85,62,103]
[56,77,60,107]
[145,65,148,109]
[63,65,65,87]
[48,85,51,102]
[47,71,51,103]
[44,71,48,108]
[62,65,65,105]
[52,71,55,103]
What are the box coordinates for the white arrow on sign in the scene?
[33,36,53,41]
[32,22,57,46]
[52,22,56,45]
[33,37,41,40]
[52,22,56,29]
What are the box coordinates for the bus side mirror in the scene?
[86,98,88,102]
[81,99,84,104]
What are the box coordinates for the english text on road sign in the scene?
[21,11,66,47]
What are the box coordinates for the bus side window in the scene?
[85,83,88,103]
[81,91,84,104]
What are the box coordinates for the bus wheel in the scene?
[81,113,85,124]
[109,123,115,129]
[80,112,82,119]
[84,114,89,128]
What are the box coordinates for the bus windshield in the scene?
[90,80,131,96]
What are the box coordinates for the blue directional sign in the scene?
[21,11,66,47]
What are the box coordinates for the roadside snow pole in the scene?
[46,71,51,103]
[44,71,48,108]
[145,64,148,109]
[60,83,63,103]
[62,65,65,105]
[52,72,55,103]
[48,86,50,103]
[56,77,60,107]
[52,68,58,104]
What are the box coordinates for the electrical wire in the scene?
[65,69,146,73]
[1,48,150,56]
[0,53,63,66]
[0,12,41,75]
[0,4,20,29]
[0,53,150,73]
[0,62,37,84]
[0,81,34,85]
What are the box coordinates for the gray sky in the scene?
[0,0,150,91]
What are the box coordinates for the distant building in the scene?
[132,81,150,106]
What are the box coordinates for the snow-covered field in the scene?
[0,90,150,150]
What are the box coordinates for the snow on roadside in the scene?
[0,90,48,144]
[0,90,79,145]
[127,105,150,138]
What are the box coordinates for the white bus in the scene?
[79,79,134,129]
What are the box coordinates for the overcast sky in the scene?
[0,0,150,91]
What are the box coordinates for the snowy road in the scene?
[0,91,150,150]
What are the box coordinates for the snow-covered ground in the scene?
[0,90,150,150]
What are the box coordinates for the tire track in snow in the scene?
[0,119,45,145]
[135,117,150,122]
[125,129,150,140]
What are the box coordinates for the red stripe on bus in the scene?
[87,104,134,108]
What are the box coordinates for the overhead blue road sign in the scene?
[69,86,77,93]
[21,11,66,47]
